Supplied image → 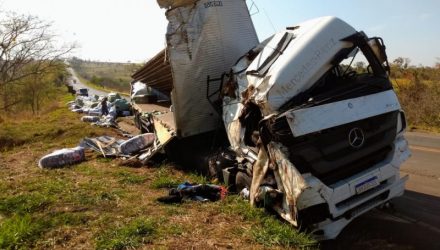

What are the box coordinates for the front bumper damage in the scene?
[249,134,410,240]
[300,135,410,239]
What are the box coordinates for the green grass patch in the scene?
[0,214,48,249]
[75,163,101,176]
[221,196,317,248]
[150,168,180,189]
[117,171,147,185]
[0,212,89,249]
[96,157,114,164]
[159,223,184,236]
[95,217,157,250]
[0,193,52,216]
[26,177,71,195]
[186,172,209,184]
[0,93,110,152]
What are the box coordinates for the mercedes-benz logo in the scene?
[348,127,365,149]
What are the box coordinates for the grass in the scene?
[150,167,181,189]
[0,88,316,249]
[221,197,317,248]
[95,217,157,250]
[0,212,88,249]
[0,214,47,249]
[0,93,109,152]
[117,171,147,185]
[0,193,53,216]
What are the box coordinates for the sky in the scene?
[1,0,439,66]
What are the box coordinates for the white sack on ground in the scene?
[38,147,85,169]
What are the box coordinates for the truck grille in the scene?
[274,111,398,185]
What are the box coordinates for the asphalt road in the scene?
[67,68,109,97]
[328,132,440,250]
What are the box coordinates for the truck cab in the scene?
[220,16,410,239]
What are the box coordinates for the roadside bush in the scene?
[394,75,440,130]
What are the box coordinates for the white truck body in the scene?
[222,16,410,239]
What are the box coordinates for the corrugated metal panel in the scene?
[131,49,173,95]
[165,0,259,138]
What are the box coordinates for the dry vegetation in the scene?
[0,93,317,249]
[390,60,440,132]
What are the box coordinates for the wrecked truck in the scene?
[130,0,410,240]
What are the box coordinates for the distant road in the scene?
[68,68,108,97]
[67,68,130,100]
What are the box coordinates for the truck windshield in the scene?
[280,39,392,111]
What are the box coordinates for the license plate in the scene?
[355,176,379,194]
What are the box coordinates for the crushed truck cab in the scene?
[221,16,410,239]
[132,0,410,241]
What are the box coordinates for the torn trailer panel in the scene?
[131,0,259,149]
[164,0,259,138]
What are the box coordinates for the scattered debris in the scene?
[157,182,227,204]
[81,116,100,123]
[119,133,155,155]
[80,136,126,157]
[67,92,132,124]
[79,133,158,164]
[38,146,85,169]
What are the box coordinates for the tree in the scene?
[0,12,75,112]
[355,61,366,72]
[392,57,411,69]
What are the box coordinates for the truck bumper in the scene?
[312,175,408,240]
[300,135,411,240]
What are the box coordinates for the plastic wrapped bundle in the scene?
[81,116,100,123]
[119,133,155,155]
[88,108,102,116]
[122,111,131,117]
[108,107,117,118]
[114,99,131,112]
[72,109,83,113]
[108,93,122,103]
[75,98,84,107]
[38,147,85,169]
